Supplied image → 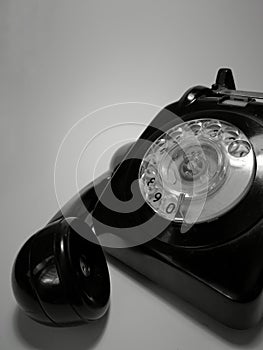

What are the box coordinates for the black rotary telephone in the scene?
[12,68,263,330]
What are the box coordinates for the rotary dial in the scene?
[138,119,254,223]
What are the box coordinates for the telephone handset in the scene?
[12,69,263,329]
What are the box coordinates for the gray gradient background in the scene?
[1,0,263,349]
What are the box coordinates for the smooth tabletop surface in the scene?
[1,1,263,349]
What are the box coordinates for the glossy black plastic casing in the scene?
[50,82,263,329]
[12,218,110,326]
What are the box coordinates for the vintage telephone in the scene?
[12,68,263,330]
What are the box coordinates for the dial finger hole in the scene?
[202,120,222,139]
[222,126,240,144]
[228,140,251,158]
[186,121,202,136]
[148,190,163,210]
[170,128,184,142]
[160,197,179,219]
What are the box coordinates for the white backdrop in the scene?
[1,1,263,349]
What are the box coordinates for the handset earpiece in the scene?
[12,217,110,326]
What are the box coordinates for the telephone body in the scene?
[49,69,263,329]
[12,69,263,329]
